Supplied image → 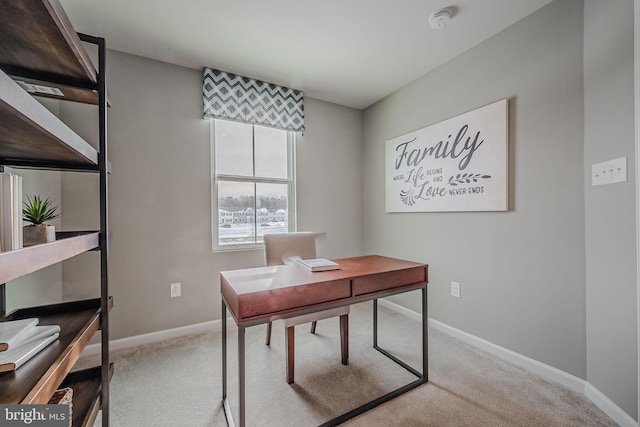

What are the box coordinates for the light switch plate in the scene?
[451,282,460,298]
[592,157,627,186]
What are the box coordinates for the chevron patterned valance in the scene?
[203,68,305,132]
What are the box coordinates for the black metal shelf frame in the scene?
[81,32,111,427]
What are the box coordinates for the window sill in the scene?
[212,244,264,254]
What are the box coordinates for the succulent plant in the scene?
[23,195,60,225]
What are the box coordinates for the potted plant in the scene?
[23,195,60,246]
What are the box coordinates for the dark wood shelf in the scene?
[0,0,98,105]
[62,364,114,427]
[0,297,112,404]
[12,76,100,106]
[0,231,99,284]
[0,69,99,170]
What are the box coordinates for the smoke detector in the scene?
[429,8,453,29]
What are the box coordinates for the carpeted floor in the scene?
[79,301,616,426]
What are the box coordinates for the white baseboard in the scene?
[378,298,422,322]
[81,318,222,357]
[377,298,639,427]
[585,382,640,427]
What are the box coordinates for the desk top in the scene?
[221,255,428,324]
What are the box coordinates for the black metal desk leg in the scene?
[222,302,236,427]
[322,288,428,427]
[222,301,227,400]
[422,285,428,380]
[373,298,378,347]
[238,325,246,427]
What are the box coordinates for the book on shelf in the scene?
[0,172,23,251]
[7,325,61,351]
[0,318,61,373]
[0,318,39,352]
[0,331,60,373]
[288,256,340,272]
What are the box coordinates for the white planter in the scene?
[23,225,56,246]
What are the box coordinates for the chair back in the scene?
[263,232,317,266]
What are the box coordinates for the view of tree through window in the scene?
[212,119,294,248]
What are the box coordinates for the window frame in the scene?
[210,119,297,252]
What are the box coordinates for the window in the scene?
[211,119,295,250]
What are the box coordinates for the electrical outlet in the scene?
[451,281,461,298]
[170,282,181,298]
[592,157,627,186]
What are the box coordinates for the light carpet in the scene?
[78,301,616,426]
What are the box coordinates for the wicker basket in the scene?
[48,387,73,427]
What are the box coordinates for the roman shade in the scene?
[203,67,305,132]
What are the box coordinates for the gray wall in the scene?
[296,97,363,258]
[363,0,639,418]
[363,0,587,380]
[6,99,63,312]
[584,0,638,419]
[59,50,363,339]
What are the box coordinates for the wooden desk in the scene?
[220,255,429,427]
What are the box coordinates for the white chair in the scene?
[263,232,350,384]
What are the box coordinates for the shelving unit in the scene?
[0,1,111,426]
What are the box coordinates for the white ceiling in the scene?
[60,0,553,109]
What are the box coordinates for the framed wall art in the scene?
[385,99,508,212]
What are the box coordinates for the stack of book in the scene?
[0,318,60,373]
[0,171,23,251]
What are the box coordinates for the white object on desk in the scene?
[287,256,340,272]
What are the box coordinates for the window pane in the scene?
[215,120,253,176]
[256,183,289,240]
[212,120,294,250]
[217,181,256,245]
[254,125,288,179]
